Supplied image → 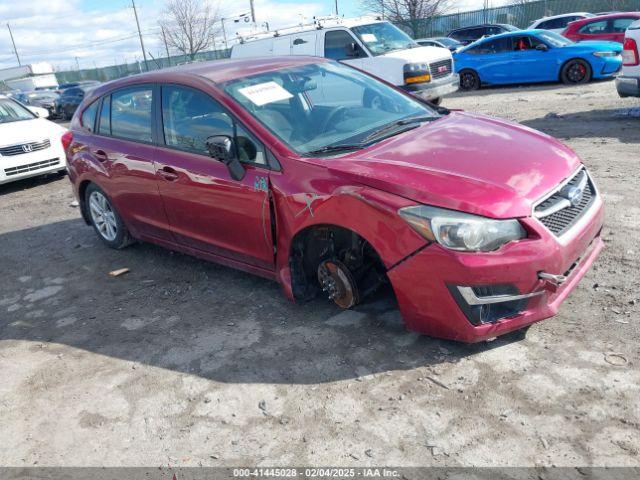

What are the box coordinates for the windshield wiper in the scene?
[306,144,365,156]
[363,115,439,144]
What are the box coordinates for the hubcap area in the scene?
[89,191,118,242]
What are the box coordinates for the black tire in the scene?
[560,59,592,85]
[85,183,134,249]
[459,69,480,91]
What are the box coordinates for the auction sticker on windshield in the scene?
[361,33,377,42]
[238,81,293,106]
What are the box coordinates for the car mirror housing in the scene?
[206,135,246,181]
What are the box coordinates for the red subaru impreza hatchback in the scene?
[64,57,604,342]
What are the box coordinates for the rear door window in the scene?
[110,87,153,143]
[579,20,608,34]
[612,17,636,33]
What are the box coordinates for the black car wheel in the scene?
[561,59,592,85]
[460,69,480,91]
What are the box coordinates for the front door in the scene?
[154,85,275,269]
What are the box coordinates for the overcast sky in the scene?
[0,0,511,71]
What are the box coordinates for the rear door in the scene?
[154,84,275,269]
[469,37,514,83]
[610,17,639,43]
[87,85,173,241]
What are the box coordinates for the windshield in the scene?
[351,22,417,56]
[502,24,520,31]
[0,98,35,124]
[537,30,574,47]
[223,61,438,156]
[437,37,460,47]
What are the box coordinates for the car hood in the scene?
[565,40,623,52]
[380,45,453,62]
[0,118,65,146]
[322,111,581,219]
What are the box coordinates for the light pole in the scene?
[131,0,149,72]
[6,23,20,66]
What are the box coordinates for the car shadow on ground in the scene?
[450,78,616,98]
[521,107,640,144]
[0,219,527,385]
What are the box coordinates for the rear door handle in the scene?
[158,166,179,182]
[94,149,108,162]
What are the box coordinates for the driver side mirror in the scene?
[536,43,549,51]
[205,135,246,181]
[345,42,362,58]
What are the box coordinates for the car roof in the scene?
[460,29,547,48]
[88,56,327,96]
[533,12,592,21]
[569,11,640,25]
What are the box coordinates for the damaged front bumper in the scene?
[386,196,604,343]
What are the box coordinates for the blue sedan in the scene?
[453,29,623,90]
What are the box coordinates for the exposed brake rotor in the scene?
[317,259,360,309]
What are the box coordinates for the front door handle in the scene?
[158,166,179,182]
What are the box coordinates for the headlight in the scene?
[593,51,618,57]
[398,205,526,252]
[404,62,429,73]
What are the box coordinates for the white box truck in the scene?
[231,16,459,105]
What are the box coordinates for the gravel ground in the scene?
[0,79,638,468]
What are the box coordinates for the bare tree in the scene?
[361,0,453,38]
[158,0,221,61]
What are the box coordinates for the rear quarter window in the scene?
[81,101,99,133]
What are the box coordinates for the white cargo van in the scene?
[231,16,459,104]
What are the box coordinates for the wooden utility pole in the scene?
[249,0,256,23]
[6,23,21,66]
[132,0,149,71]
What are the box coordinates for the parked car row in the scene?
[7,80,101,120]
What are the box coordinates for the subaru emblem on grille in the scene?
[22,144,33,153]
[562,185,583,208]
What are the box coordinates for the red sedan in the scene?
[63,57,604,342]
[563,12,640,44]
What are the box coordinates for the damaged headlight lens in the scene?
[398,205,526,252]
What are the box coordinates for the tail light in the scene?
[622,37,639,66]
[61,130,73,151]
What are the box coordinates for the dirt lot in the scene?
[1,79,639,468]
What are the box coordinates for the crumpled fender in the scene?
[272,183,427,300]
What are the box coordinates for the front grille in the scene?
[535,168,596,236]
[4,158,60,176]
[0,139,51,156]
[429,59,453,80]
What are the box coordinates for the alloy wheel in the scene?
[89,191,118,242]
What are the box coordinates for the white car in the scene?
[617,19,640,97]
[0,95,67,185]
[528,12,595,34]
[231,16,459,105]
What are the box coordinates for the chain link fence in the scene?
[398,0,640,37]
[55,48,230,84]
